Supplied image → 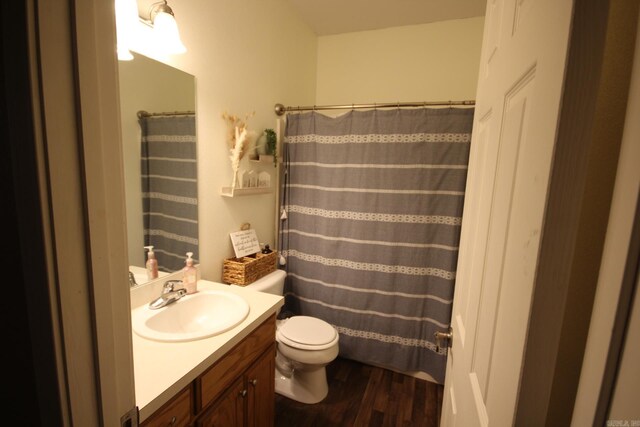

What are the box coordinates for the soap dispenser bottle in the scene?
[182,252,197,294]
[144,246,158,280]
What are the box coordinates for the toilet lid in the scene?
[278,316,337,347]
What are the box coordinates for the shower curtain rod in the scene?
[274,100,475,116]
[137,110,195,119]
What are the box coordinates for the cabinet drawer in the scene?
[141,385,192,427]
[200,316,275,409]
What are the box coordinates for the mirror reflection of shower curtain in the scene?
[279,108,473,384]
[140,114,198,272]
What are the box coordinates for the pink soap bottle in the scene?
[144,246,158,280]
[182,252,197,294]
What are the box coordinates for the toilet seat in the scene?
[277,316,338,350]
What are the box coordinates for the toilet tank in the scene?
[243,269,286,296]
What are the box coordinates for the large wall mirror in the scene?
[119,52,198,285]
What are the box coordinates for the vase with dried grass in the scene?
[222,111,256,190]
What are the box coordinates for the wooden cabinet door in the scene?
[200,317,276,409]
[141,386,192,427]
[196,378,246,427]
[246,344,276,427]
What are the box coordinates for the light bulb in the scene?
[152,11,187,54]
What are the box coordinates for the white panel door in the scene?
[441,0,574,425]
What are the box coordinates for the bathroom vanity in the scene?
[130,279,283,426]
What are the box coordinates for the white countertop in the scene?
[131,278,283,421]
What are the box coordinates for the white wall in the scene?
[124,0,317,281]
[118,53,196,268]
[120,6,484,282]
[316,17,484,105]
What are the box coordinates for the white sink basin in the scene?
[132,290,250,342]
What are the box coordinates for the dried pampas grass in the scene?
[223,110,257,189]
[222,110,255,154]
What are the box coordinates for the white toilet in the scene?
[243,269,339,404]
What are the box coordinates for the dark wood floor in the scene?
[275,357,444,427]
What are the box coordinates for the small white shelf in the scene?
[220,186,272,197]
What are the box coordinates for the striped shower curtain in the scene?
[140,114,198,272]
[278,108,473,383]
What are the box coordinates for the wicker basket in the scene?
[222,251,277,286]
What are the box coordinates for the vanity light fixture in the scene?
[145,0,187,54]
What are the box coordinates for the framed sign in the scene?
[229,229,261,258]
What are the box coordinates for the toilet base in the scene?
[274,365,329,404]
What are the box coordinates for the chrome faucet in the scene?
[128,271,138,287]
[149,280,187,310]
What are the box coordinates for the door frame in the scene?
[571,3,640,423]
[515,0,638,425]
[22,0,135,424]
[73,0,137,424]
